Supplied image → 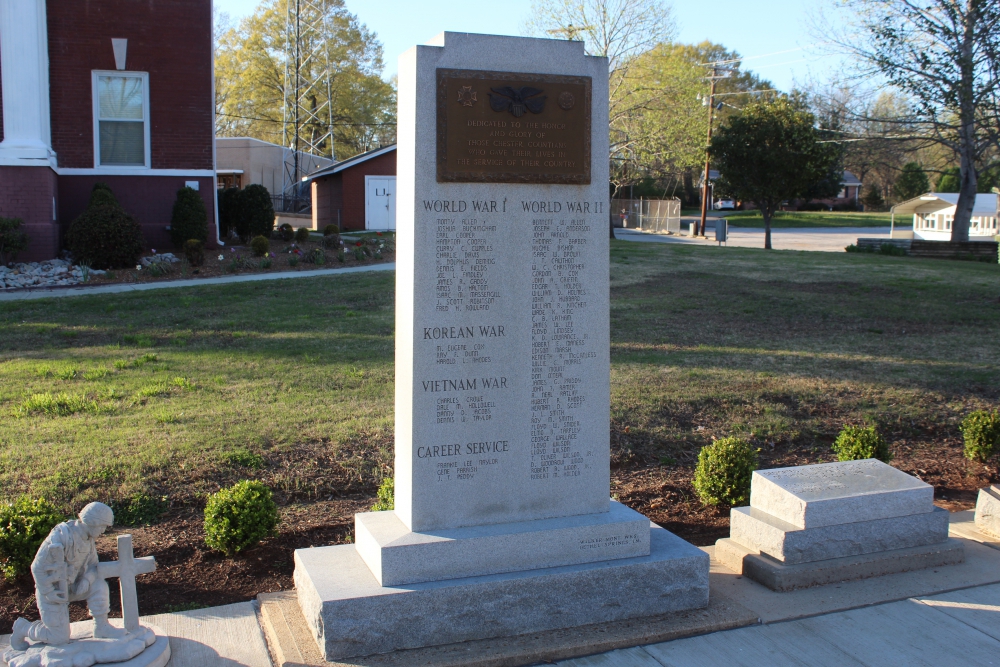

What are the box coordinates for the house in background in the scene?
[890,193,999,240]
[0,0,217,261]
[307,145,396,232]
[698,170,861,211]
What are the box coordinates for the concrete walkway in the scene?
[616,227,892,253]
[0,263,395,302]
[558,584,1000,666]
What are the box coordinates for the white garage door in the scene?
[365,176,396,230]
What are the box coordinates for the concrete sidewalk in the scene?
[616,227,892,253]
[0,263,395,302]
[558,584,1000,666]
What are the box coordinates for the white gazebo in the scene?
[890,193,999,241]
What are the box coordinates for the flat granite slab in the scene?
[950,509,1000,550]
[974,485,1000,539]
[729,505,949,564]
[294,523,709,661]
[355,501,650,585]
[715,537,965,591]
[750,459,934,529]
[258,589,757,667]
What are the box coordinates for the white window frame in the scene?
[92,70,151,169]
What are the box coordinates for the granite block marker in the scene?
[291,32,709,660]
[974,485,1000,538]
[717,459,962,590]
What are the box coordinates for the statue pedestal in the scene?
[2,621,169,667]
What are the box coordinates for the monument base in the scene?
[294,523,709,661]
[715,537,965,591]
[355,501,651,585]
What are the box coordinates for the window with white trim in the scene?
[93,72,149,167]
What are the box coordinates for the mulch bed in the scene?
[13,236,394,294]
[2,432,993,634]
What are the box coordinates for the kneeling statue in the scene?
[4,502,170,667]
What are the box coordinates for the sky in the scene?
[214,0,846,93]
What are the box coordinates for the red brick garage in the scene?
[309,145,395,232]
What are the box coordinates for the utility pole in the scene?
[698,68,719,237]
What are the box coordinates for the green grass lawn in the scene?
[723,210,894,228]
[1,243,997,518]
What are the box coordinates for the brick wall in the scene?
[0,167,59,262]
[47,0,213,170]
[59,176,218,251]
[0,46,4,144]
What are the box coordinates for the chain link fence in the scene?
[610,198,681,233]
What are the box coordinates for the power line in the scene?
[700,43,830,68]
[218,111,396,127]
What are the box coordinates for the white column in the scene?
[0,0,53,164]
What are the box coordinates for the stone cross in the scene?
[96,534,156,632]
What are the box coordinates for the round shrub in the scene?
[169,186,208,248]
[249,235,270,257]
[183,239,204,267]
[294,227,311,243]
[0,217,29,265]
[203,480,279,557]
[323,224,340,236]
[832,425,892,463]
[217,187,241,239]
[88,182,119,209]
[277,223,295,242]
[0,497,66,580]
[371,477,394,511]
[235,184,274,242]
[693,437,758,507]
[65,205,145,270]
[322,233,341,249]
[962,410,1000,463]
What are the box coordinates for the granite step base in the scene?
[974,486,1000,539]
[729,505,949,565]
[715,537,965,592]
[293,523,709,661]
[355,501,651,586]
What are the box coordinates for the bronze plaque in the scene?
[437,68,591,184]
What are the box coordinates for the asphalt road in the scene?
[615,226,893,253]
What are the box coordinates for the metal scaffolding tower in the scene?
[281,0,337,198]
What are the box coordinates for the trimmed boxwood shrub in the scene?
[169,187,208,248]
[693,437,758,507]
[294,227,311,243]
[250,235,270,257]
[204,480,279,557]
[0,497,66,580]
[217,187,241,239]
[323,224,340,236]
[371,477,394,511]
[235,184,274,242]
[832,425,892,463]
[0,217,29,265]
[962,410,1000,463]
[184,239,205,267]
[277,223,295,242]
[65,184,145,269]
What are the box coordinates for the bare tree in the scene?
[828,0,1000,241]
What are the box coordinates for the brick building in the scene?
[0,0,216,261]
[309,145,396,232]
